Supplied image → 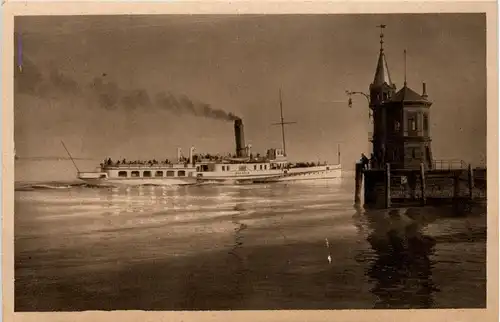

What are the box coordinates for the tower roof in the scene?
[373,50,393,87]
[390,84,429,103]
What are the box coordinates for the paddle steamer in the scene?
[77,93,342,186]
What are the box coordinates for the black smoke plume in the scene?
[15,63,240,121]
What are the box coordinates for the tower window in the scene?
[408,118,416,131]
[423,114,429,131]
[383,93,388,101]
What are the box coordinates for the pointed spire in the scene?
[372,24,393,87]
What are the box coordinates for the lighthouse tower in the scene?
[369,26,433,169]
[369,25,397,165]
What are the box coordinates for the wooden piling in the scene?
[468,164,474,200]
[354,163,363,205]
[409,174,417,200]
[453,174,460,200]
[420,163,426,205]
[385,163,391,209]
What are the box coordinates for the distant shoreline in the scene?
[15,157,96,161]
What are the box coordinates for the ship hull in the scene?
[254,164,342,183]
[196,164,342,184]
[77,164,342,186]
[78,177,198,186]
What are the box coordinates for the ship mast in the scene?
[61,141,81,173]
[272,89,296,156]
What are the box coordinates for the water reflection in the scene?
[362,208,439,309]
[227,189,251,302]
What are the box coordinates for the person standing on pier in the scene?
[360,154,370,169]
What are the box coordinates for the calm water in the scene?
[14,178,487,311]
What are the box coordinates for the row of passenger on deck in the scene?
[101,158,173,167]
[101,156,329,168]
[101,153,266,167]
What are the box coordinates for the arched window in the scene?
[118,171,127,177]
[131,171,140,177]
[166,171,175,177]
[143,171,152,177]
[178,170,186,177]
[155,171,163,177]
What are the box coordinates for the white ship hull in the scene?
[253,164,342,183]
[196,164,342,184]
[79,177,198,186]
[77,164,342,186]
[77,165,199,186]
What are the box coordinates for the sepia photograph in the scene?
[5,3,497,320]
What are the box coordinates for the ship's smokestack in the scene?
[189,146,195,165]
[234,118,247,157]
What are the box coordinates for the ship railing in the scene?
[102,163,193,169]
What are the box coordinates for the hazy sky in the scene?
[14,13,486,170]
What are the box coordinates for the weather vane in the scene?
[377,24,386,50]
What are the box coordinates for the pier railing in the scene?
[432,159,468,170]
[361,159,468,171]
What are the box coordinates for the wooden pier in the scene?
[355,160,487,209]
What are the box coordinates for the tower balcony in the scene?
[403,130,430,138]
